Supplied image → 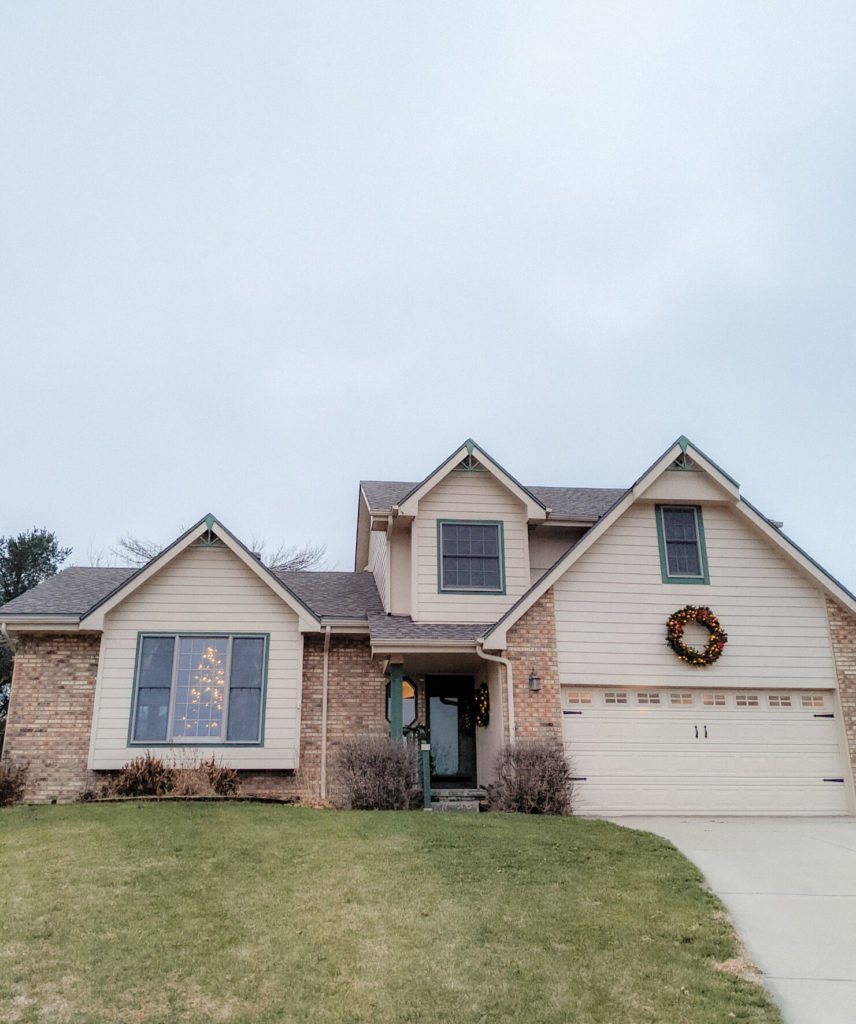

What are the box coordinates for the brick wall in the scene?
[2,633,102,803]
[2,631,391,805]
[826,598,856,793]
[503,587,562,742]
[240,635,389,802]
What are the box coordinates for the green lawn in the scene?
[0,803,782,1024]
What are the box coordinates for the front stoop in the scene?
[430,788,488,812]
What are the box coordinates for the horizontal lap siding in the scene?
[554,502,836,688]
[414,471,530,623]
[89,544,303,769]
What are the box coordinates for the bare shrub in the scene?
[171,754,240,797]
[0,759,28,806]
[108,752,240,798]
[487,739,574,815]
[113,752,177,797]
[334,735,421,810]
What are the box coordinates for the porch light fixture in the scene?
[528,668,541,692]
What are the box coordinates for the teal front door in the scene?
[426,676,476,787]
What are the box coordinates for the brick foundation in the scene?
[2,633,102,803]
[504,587,562,742]
[826,598,856,792]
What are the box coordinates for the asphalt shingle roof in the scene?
[274,571,382,619]
[0,566,383,622]
[367,614,487,642]
[0,567,136,616]
[361,480,626,520]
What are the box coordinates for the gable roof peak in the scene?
[396,438,547,519]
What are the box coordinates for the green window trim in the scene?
[655,505,710,585]
[436,519,506,595]
[127,631,269,747]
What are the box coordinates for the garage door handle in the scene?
[704,725,708,739]
[694,725,698,739]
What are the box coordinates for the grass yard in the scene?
[0,803,782,1024]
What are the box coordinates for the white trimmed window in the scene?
[702,693,726,707]
[768,694,792,708]
[604,691,628,704]
[131,634,267,744]
[735,694,760,707]
[670,692,694,706]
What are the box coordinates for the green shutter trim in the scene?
[655,505,710,585]
[436,519,506,595]
[388,663,404,742]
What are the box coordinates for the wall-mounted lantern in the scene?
[528,667,541,692]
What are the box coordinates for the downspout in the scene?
[320,625,331,800]
[475,641,516,743]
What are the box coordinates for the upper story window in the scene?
[655,505,710,584]
[437,520,505,593]
[131,633,267,745]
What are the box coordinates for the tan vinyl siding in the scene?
[389,528,411,615]
[554,501,837,688]
[368,530,390,612]
[414,470,530,623]
[89,543,303,770]
[642,471,731,503]
[528,527,585,583]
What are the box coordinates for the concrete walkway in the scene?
[609,817,856,1024]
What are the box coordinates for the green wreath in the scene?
[666,605,728,666]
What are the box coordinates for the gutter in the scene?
[320,625,332,800]
[475,641,516,743]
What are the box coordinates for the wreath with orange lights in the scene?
[666,605,728,666]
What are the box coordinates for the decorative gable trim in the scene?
[79,516,320,632]
[396,439,547,521]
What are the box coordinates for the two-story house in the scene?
[3,436,856,815]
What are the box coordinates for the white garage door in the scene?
[561,687,851,815]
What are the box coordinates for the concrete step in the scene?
[430,788,487,812]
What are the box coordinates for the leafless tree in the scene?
[112,534,327,571]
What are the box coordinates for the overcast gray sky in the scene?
[3,2,855,589]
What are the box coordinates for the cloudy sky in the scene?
[3,2,855,588]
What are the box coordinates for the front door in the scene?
[427,676,476,788]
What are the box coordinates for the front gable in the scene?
[80,516,319,633]
[483,436,856,648]
[397,439,547,522]
[88,537,307,770]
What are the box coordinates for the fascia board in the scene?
[1,617,83,632]
[737,497,856,615]
[370,640,480,655]
[397,440,547,520]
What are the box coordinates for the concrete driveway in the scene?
[609,817,856,1024]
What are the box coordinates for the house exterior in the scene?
[2,436,856,815]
